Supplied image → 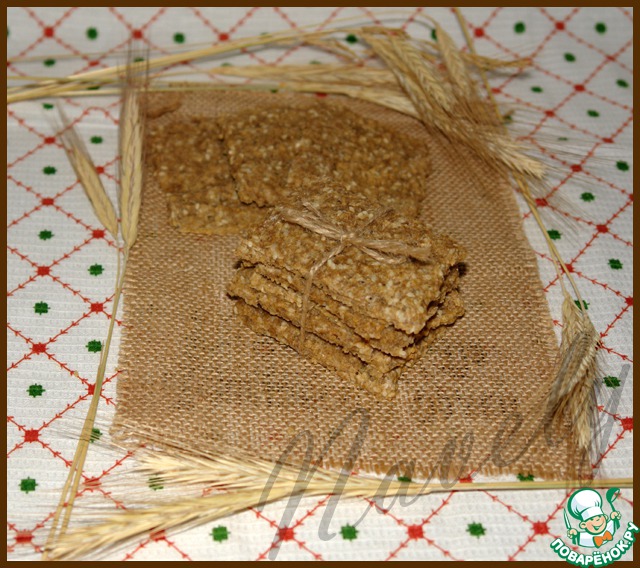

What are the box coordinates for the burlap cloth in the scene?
[113,91,579,480]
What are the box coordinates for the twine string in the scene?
[277,200,433,350]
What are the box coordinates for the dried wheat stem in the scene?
[46,445,632,561]
[43,250,127,560]
[7,15,530,106]
[43,50,146,560]
[454,8,599,465]
[6,28,335,104]
[44,106,122,560]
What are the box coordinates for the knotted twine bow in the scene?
[277,200,433,350]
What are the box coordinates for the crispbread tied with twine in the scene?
[17,12,617,561]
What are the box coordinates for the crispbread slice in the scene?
[232,264,462,358]
[147,117,235,199]
[253,262,462,354]
[235,181,466,334]
[218,106,319,207]
[147,116,269,234]
[165,197,269,235]
[218,101,432,213]
[234,300,447,400]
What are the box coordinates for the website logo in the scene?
[550,487,637,566]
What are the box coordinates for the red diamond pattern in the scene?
[7,7,632,561]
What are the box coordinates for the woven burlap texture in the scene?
[113,91,579,480]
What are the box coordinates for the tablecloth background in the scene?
[7,7,633,561]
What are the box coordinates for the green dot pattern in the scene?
[39,229,53,240]
[574,300,589,311]
[341,525,358,540]
[580,192,595,202]
[212,526,229,542]
[43,166,56,175]
[86,340,102,353]
[88,264,104,276]
[20,478,38,493]
[173,32,185,43]
[608,259,623,270]
[547,229,561,240]
[603,376,620,388]
[27,384,45,398]
[90,428,102,443]
[595,22,607,34]
[564,53,576,62]
[467,522,486,537]
[86,27,98,40]
[34,302,49,315]
[90,136,103,144]
[514,22,525,33]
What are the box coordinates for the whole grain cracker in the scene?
[235,181,466,334]
[218,101,432,213]
[230,265,463,365]
[235,300,447,399]
[230,267,405,372]
[146,116,266,235]
[252,262,462,355]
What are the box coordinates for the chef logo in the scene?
[565,488,621,548]
[550,487,638,566]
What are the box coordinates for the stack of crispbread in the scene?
[228,181,466,399]
[146,101,432,235]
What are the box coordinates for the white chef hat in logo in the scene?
[568,488,605,522]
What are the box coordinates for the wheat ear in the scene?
[46,441,632,561]
[56,105,118,239]
[453,8,600,468]
[42,50,146,560]
[43,105,122,558]
[118,57,146,252]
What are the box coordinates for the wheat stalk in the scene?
[357,26,545,180]
[42,105,123,559]
[203,63,400,87]
[6,15,530,105]
[6,24,367,105]
[42,50,146,561]
[45,442,632,561]
[453,8,600,468]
